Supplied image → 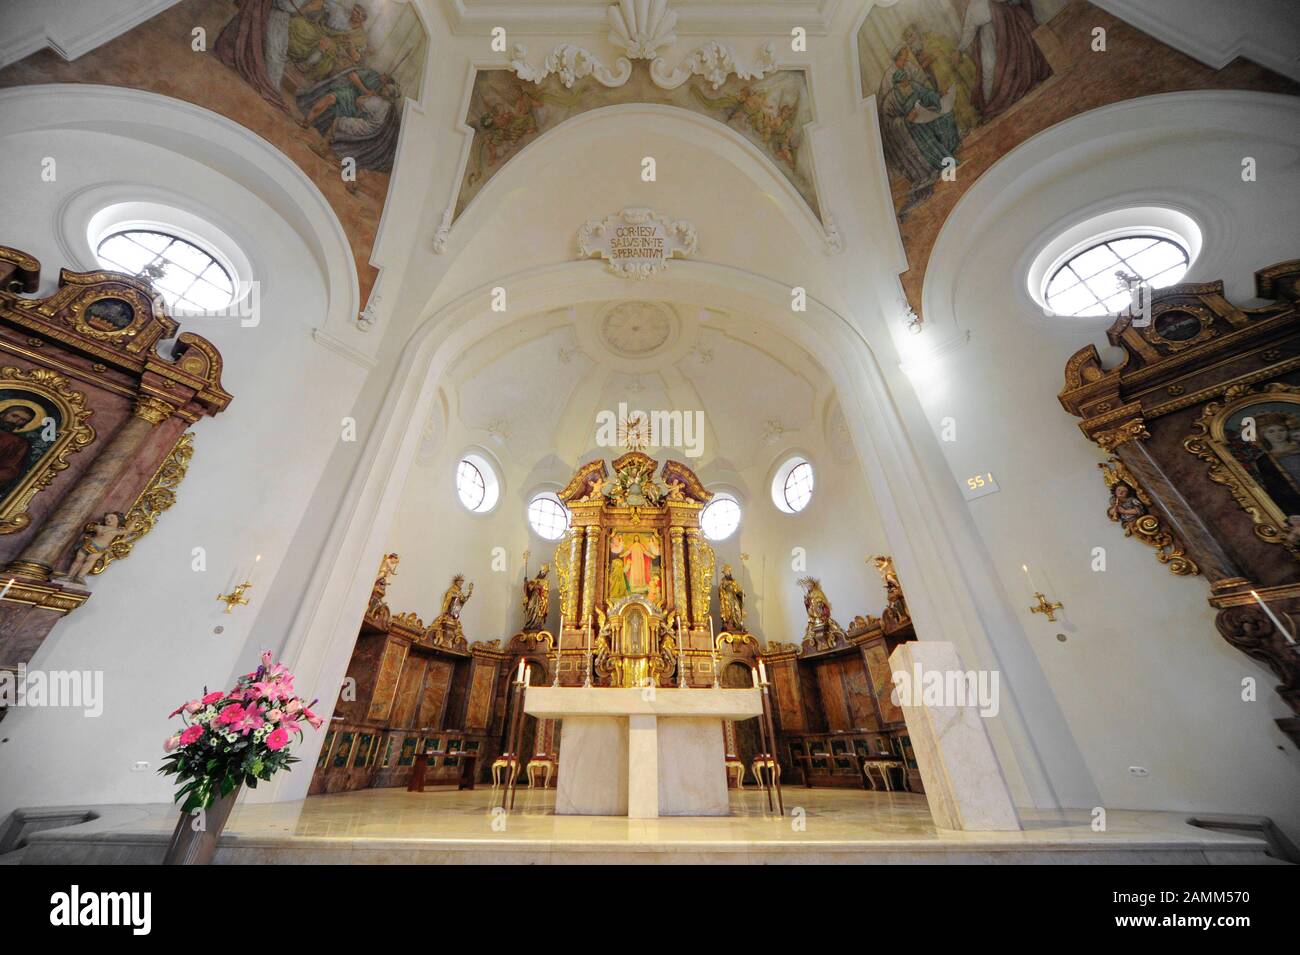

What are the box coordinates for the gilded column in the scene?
[8,395,175,580]
[670,526,687,621]
[580,525,601,625]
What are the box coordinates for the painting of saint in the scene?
[608,531,662,601]
[213,0,426,174]
[0,392,59,504]
[859,0,1057,212]
[1222,401,1300,521]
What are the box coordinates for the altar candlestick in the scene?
[677,616,687,689]
[552,618,563,687]
[709,616,720,688]
[584,616,593,687]
[1251,590,1297,645]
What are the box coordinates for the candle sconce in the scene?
[216,581,253,613]
[1029,592,1063,622]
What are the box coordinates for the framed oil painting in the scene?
[607,530,663,606]
[1185,385,1300,555]
[0,367,96,534]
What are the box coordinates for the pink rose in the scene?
[266,709,282,723]
[286,699,303,714]
[183,699,202,713]
[164,735,181,752]
[201,691,224,705]
[265,727,289,751]
[179,725,204,746]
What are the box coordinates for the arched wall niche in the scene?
[0,83,376,821]
[262,257,1096,815]
[907,89,1300,836]
[0,84,363,353]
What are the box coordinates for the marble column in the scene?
[889,641,1021,831]
[7,395,174,580]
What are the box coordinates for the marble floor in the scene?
[17,786,1285,864]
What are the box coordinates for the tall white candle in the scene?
[517,658,526,682]
[758,658,767,684]
[1251,590,1297,645]
[751,667,758,688]
[1021,563,1037,595]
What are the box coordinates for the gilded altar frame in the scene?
[1184,384,1300,549]
[0,365,96,534]
[551,451,717,686]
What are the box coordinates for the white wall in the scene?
[911,91,1300,835]
[0,108,366,819]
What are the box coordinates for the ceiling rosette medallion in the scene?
[578,208,697,279]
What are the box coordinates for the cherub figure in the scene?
[63,512,131,583]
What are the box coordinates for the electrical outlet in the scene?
[1127,766,1149,777]
[130,761,150,772]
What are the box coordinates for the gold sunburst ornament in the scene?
[618,413,649,451]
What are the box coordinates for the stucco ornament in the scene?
[578,208,697,279]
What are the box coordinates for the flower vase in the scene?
[161,784,241,865]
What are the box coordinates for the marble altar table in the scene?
[523,686,763,818]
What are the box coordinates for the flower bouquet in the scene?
[160,651,322,813]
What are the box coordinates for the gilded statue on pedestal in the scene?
[870,554,910,627]
[718,563,746,633]
[431,573,473,647]
[522,563,550,631]
[365,552,399,626]
[798,575,846,650]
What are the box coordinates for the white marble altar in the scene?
[889,641,1022,831]
[524,687,762,818]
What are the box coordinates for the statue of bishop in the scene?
[718,564,746,633]
[522,564,550,631]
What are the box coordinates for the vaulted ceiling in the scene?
[443,300,834,474]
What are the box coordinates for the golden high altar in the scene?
[552,451,717,688]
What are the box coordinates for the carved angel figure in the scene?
[62,512,131,583]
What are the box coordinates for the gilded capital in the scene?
[133,395,177,425]
[1094,417,1149,452]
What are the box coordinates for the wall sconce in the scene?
[1030,592,1063,622]
[216,554,261,613]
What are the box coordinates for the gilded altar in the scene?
[553,452,716,687]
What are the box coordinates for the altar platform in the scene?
[11,788,1284,865]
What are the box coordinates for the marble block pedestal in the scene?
[524,687,762,818]
[889,641,1021,831]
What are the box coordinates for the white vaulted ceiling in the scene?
[447,299,828,473]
